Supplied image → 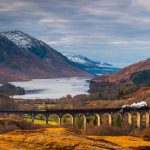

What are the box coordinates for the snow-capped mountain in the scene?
[63,53,112,67]
[1,30,50,58]
[1,30,119,77]
[63,53,120,75]
[1,30,47,49]
[0,30,91,81]
[1,30,34,48]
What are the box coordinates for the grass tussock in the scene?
[0,117,150,149]
[88,136,150,149]
[0,127,124,150]
[0,126,150,150]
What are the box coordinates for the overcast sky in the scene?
[0,0,150,67]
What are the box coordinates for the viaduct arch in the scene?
[0,107,149,130]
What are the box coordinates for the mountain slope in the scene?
[0,31,91,81]
[0,96,18,110]
[63,53,120,75]
[92,59,150,83]
[89,59,150,99]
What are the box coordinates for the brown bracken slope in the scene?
[92,59,150,83]
[85,87,150,108]
[89,59,150,99]
[0,96,18,110]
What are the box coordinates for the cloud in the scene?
[109,40,131,45]
[0,0,150,67]
[0,0,31,12]
[39,18,69,24]
[109,39,150,48]
[132,0,150,10]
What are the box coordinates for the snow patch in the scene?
[63,53,88,64]
[63,53,112,67]
[1,31,34,48]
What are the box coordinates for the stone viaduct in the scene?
[0,107,149,130]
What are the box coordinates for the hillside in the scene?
[89,59,150,99]
[85,87,150,108]
[0,96,18,110]
[0,118,122,150]
[0,31,91,82]
[92,59,150,83]
[0,118,149,150]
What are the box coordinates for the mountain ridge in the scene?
[92,58,150,83]
[0,30,91,81]
[89,59,150,99]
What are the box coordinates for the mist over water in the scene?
[11,77,91,99]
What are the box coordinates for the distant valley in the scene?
[0,30,121,82]
[0,30,149,101]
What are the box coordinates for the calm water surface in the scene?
[11,77,91,99]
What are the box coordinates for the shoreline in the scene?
[11,77,91,100]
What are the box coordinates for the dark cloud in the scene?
[0,0,150,67]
